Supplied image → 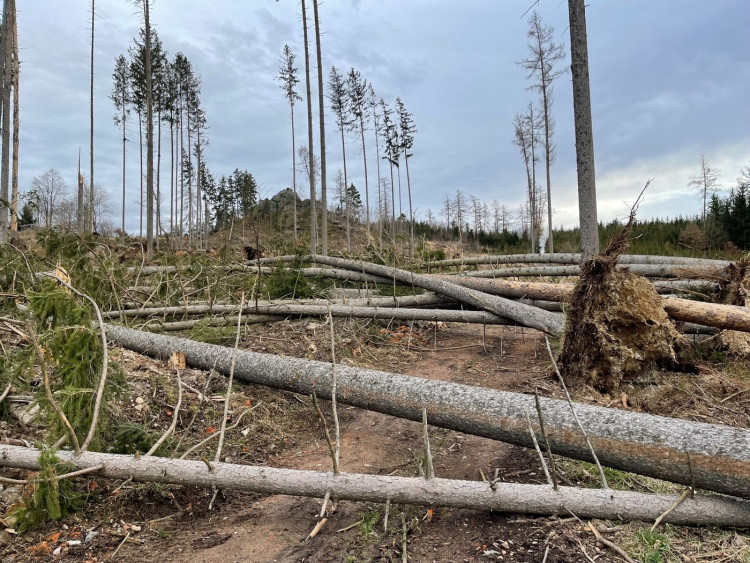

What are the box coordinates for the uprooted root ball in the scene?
[559,258,684,395]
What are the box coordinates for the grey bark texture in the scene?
[144,0,154,259]
[568,0,599,260]
[307,255,564,335]
[418,254,730,270]
[106,325,750,498]
[300,0,316,253]
[462,264,723,279]
[89,0,95,233]
[313,0,327,255]
[0,0,11,244]
[2,445,749,526]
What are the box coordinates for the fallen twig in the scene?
[545,337,608,489]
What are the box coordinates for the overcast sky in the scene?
[16,0,750,234]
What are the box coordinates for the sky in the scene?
[15,0,750,235]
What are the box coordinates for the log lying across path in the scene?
[106,325,750,499]
[2,445,749,526]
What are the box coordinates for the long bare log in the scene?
[435,276,574,302]
[144,306,514,333]
[461,264,723,279]
[307,255,564,335]
[103,293,454,320]
[416,253,731,270]
[106,325,750,498]
[1,445,748,526]
[662,298,750,333]
[439,277,750,333]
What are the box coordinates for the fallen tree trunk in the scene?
[2,445,749,526]
[145,314,285,332]
[307,255,564,335]
[142,306,517,332]
[462,264,723,279]
[106,325,750,498]
[438,277,750,333]
[417,253,731,270]
[662,297,750,333]
[103,293,454,320]
[435,276,574,302]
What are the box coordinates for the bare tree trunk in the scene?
[106,325,750,499]
[139,110,143,238]
[543,89,553,253]
[77,151,84,232]
[9,0,17,234]
[121,100,126,234]
[291,100,298,240]
[89,0,95,233]
[529,105,537,253]
[0,0,11,243]
[178,112,184,248]
[359,114,370,242]
[420,253,730,270]
[309,255,564,334]
[169,114,174,241]
[568,0,599,260]
[144,0,154,260]
[341,127,351,252]
[301,0,316,254]
[195,126,201,251]
[156,107,162,250]
[461,264,715,279]
[3,444,749,526]
[313,0,327,255]
[405,154,414,258]
[186,108,192,251]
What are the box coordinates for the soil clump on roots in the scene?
[559,214,685,394]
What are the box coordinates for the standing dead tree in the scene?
[520,11,566,253]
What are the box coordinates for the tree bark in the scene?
[102,293,452,320]
[439,275,750,332]
[308,255,564,335]
[144,0,154,259]
[313,0,327,255]
[0,0,11,244]
[418,254,730,270]
[568,0,599,260]
[9,0,17,234]
[300,0,316,253]
[461,264,720,279]
[106,325,750,498]
[434,275,573,302]
[89,0,95,233]
[2,444,749,527]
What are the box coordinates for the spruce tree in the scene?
[347,68,371,241]
[396,97,416,256]
[277,44,302,240]
[110,55,131,234]
[328,66,352,251]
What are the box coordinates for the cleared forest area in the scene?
[0,223,749,561]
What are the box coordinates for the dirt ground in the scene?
[2,319,750,562]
